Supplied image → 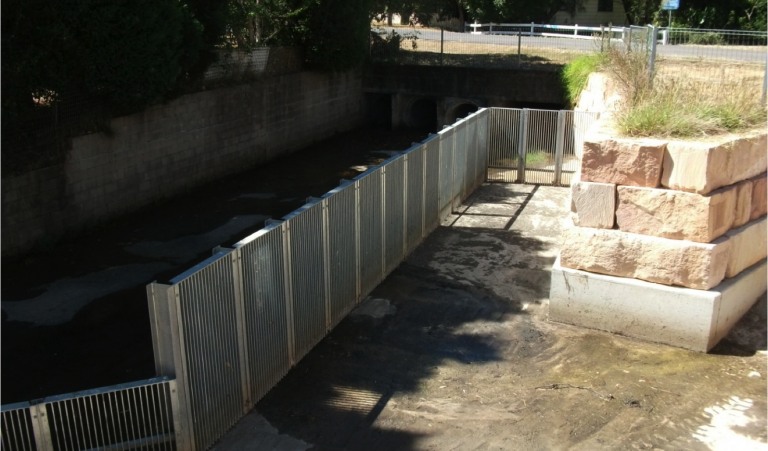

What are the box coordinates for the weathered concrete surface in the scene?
[214,184,767,451]
[560,226,732,290]
[551,257,767,352]
[725,217,768,278]
[581,136,667,187]
[662,132,768,194]
[571,180,616,229]
[615,185,736,242]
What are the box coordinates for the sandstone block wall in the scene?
[564,129,768,290]
[2,71,364,258]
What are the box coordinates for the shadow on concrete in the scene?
[254,185,558,450]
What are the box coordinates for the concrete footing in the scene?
[549,257,767,352]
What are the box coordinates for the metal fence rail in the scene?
[145,108,491,451]
[487,108,600,185]
[4,106,590,451]
[1,378,178,451]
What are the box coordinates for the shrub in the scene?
[687,32,726,45]
[561,53,606,107]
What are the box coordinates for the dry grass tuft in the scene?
[603,44,767,138]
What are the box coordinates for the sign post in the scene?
[662,0,680,27]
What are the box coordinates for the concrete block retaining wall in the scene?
[553,89,767,350]
[2,70,364,259]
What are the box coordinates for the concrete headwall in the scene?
[2,70,364,258]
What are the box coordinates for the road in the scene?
[375,27,768,63]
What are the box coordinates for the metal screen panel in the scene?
[423,135,441,234]
[234,225,293,406]
[171,250,246,451]
[43,379,175,451]
[452,120,468,209]
[1,404,36,451]
[355,168,384,298]
[464,115,478,196]
[324,183,359,328]
[475,109,490,189]
[524,109,559,185]
[438,127,455,220]
[405,145,425,254]
[383,156,406,275]
[284,201,327,362]
[487,108,521,183]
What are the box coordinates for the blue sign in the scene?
[662,0,680,10]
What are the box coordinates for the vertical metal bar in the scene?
[168,380,188,451]
[29,404,52,451]
[106,393,119,451]
[282,222,296,367]
[230,250,252,413]
[421,144,426,239]
[762,62,767,106]
[381,165,387,280]
[354,182,362,302]
[135,389,147,449]
[517,109,528,184]
[600,25,605,52]
[321,199,332,331]
[440,28,444,66]
[648,25,657,84]
[402,155,408,258]
[89,396,105,450]
[554,110,565,186]
[168,284,196,451]
[161,382,173,451]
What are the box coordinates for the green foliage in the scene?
[561,53,605,107]
[303,0,374,71]
[686,32,726,45]
[525,151,551,166]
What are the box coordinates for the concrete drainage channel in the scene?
[1,108,596,450]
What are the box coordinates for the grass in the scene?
[372,38,585,69]
[602,44,767,138]
[525,151,551,166]
[616,79,767,137]
[561,53,606,107]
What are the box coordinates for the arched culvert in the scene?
[445,103,478,125]
[369,94,392,129]
[406,98,437,132]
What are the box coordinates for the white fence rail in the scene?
[467,22,626,40]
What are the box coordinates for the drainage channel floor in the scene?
[213,184,767,451]
[1,126,431,404]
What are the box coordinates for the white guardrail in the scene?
[467,22,626,40]
[464,22,712,45]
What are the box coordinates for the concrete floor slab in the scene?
[213,183,767,451]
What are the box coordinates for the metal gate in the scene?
[486,108,599,185]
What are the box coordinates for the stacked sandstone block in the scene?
[562,130,767,290]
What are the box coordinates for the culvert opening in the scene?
[368,94,392,129]
[446,103,479,125]
[407,98,437,132]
